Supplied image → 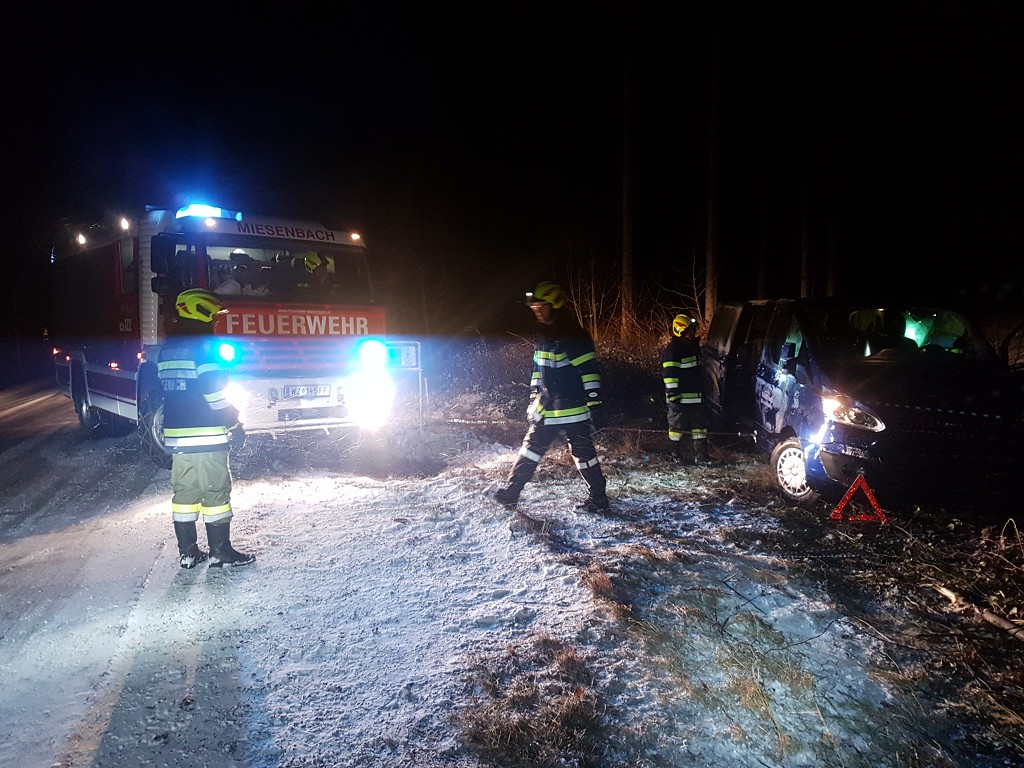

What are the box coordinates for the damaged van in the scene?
[703,299,1024,506]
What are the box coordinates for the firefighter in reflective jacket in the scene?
[158,289,255,568]
[492,281,610,512]
[662,313,712,465]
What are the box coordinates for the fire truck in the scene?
[51,202,419,466]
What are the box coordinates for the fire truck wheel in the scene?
[139,394,173,470]
[72,370,110,439]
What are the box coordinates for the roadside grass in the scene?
[433,336,1024,766]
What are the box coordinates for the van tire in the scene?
[771,437,818,507]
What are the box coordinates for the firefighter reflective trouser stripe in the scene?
[508,421,601,485]
[667,401,709,443]
[171,451,233,523]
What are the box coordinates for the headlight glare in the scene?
[821,396,884,432]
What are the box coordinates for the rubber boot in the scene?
[206,521,256,568]
[669,442,693,465]
[174,521,208,569]
[694,439,713,466]
[577,466,610,512]
[492,477,527,508]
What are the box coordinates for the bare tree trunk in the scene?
[826,159,837,297]
[620,54,634,342]
[758,174,768,299]
[800,159,811,298]
[704,19,720,322]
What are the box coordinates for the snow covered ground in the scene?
[0,379,1020,767]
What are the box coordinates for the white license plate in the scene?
[283,385,331,398]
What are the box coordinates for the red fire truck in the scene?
[51,203,419,466]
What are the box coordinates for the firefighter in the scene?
[491,281,610,512]
[662,313,712,465]
[158,289,255,568]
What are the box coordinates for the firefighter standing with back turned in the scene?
[159,289,255,568]
[491,281,610,512]
[662,313,713,466]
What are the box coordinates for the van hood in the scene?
[819,356,1022,418]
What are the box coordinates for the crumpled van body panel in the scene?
[704,298,1024,503]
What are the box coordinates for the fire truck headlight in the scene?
[346,370,395,431]
[217,341,239,365]
[356,338,389,369]
[223,381,250,423]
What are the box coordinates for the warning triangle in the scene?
[829,473,888,524]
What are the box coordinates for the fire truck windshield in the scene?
[205,243,373,304]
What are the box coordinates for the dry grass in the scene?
[454,635,607,767]
[436,337,1024,764]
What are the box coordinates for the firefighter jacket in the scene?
[662,335,704,405]
[529,313,602,425]
[157,335,240,453]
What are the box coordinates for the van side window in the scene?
[767,311,802,366]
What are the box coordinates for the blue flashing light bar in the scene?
[175,204,243,221]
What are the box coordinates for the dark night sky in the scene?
[5,2,1024,337]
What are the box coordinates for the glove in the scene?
[527,396,542,424]
[229,424,246,451]
[589,406,607,431]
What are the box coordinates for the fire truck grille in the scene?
[232,338,352,373]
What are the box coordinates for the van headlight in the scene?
[821,396,885,432]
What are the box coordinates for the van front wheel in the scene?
[771,437,818,507]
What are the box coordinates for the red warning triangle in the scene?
[829,473,888,523]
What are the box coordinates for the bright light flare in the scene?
[821,396,885,432]
[223,381,251,423]
[357,338,389,369]
[217,342,238,364]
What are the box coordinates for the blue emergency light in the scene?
[175,204,243,221]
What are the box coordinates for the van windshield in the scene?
[806,306,995,363]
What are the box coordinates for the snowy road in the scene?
[0,379,1020,767]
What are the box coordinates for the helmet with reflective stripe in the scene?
[175,289,226,323]
[527,281,565,309]
[304,252,324,274]
[672,313,694,337]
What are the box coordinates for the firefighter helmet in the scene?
[175,289,226,323]
[304,252,324,273]
[672,314,694,337]
[527,281,565,310]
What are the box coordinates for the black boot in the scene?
[206,521,256,568]
[491,477,526,508]
[694,440,713,466]
[174,521,208,569]
[669,444,694,465]
[577,466,610,512]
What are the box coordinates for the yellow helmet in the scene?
[672,313,694,337]
[527,281,565,309]
[304,252,324,274]
[175,289,226,323]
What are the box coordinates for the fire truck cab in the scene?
[51,203,412,466]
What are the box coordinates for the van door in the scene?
[754,304,806,439]
[725,303,773,430]
[703,304,742,421]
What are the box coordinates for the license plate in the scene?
[283,385,331,398]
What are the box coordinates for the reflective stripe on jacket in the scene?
[662,335,704,405]
[158,335,239,453]
[530,314,602,425]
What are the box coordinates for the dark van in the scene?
[703,298,1024,506]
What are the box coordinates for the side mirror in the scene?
[150,235,176,274]
[150,275,175,295]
